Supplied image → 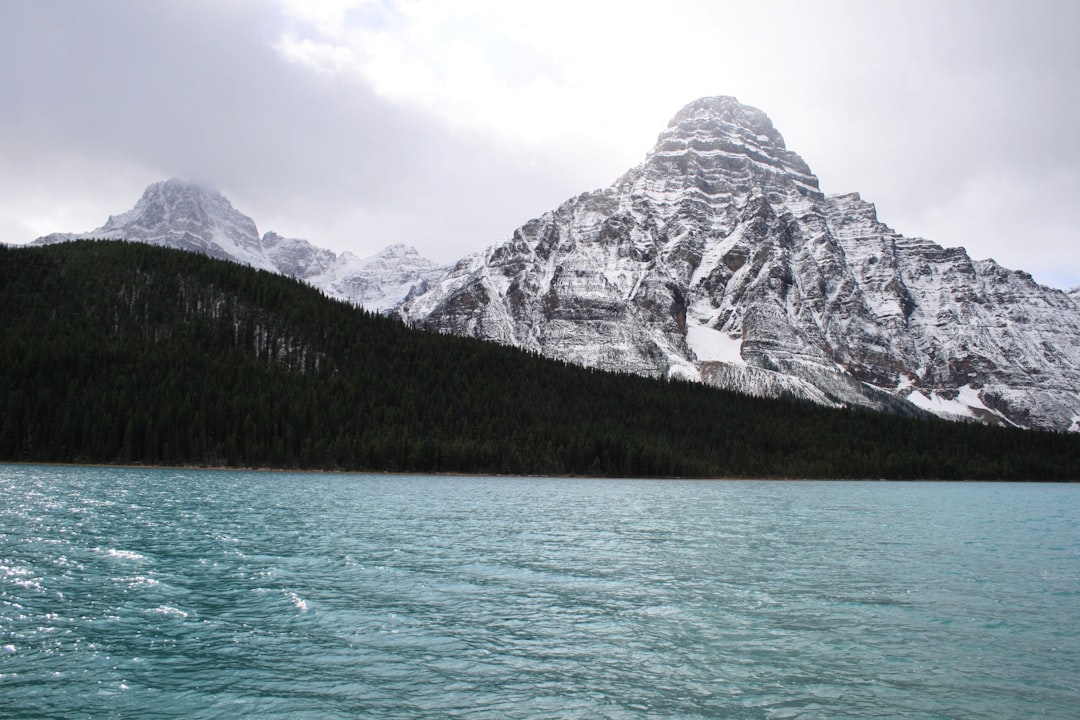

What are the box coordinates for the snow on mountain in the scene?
[306,244,449,312]
[31,178,446,311]
[34,178,275,271]
[401,96,1080,431]
[26,104,1080,432]
[260,231,337,279]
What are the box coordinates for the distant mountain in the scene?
[32,178,445,311]
[34,178,280,270]
[259,230,338,278]
[401,97,1080,432]
[306,243,450,312]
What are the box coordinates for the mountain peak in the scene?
[377,243,421,257]
[132,177,229,214]
[30,177,272,270]
[667,96,786,149]
[628,95,819,204]
[143,176,218,199]
[402,96,1080,432]
[104,177,255,240]
[158,175,204,189]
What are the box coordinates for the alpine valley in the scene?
[32,97,1080,432]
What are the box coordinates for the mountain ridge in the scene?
[32,178,447,312]
[27,97,1080,432]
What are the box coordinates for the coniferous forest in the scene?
[2,240,1077,480]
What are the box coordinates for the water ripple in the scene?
[1,467,1078,718]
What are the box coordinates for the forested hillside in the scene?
[1,241,1077,480]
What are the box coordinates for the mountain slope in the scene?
[3,240,1077,479]
[402,97,1080,431]
[32,178,446,310]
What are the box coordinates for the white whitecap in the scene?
[100,548,146,562]
[151,605,188,618]
[286,591,309,612]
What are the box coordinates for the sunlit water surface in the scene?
[1,465,1077,718]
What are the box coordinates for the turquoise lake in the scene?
[1,465,1077,718]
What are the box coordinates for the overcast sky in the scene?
[3,0,1078,288]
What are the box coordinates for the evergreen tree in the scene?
[1,240,1077,480]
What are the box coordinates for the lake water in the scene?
[1,465,1077,719]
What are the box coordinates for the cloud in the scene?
[2,0,1078,286]
[0,0,589,261]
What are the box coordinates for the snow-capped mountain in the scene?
[35,178,279,271]
[401,97,1080,432]
[306,244,449,312]
[260,230,337,279]
[28,101,1080,432]
[32,178,446,310]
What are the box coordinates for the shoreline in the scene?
[1,460,1070,482]
[0,459,747,480]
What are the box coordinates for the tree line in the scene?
[1,240,1077,480]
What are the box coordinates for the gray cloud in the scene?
[2,0,1078,286]
[1,0,591,262]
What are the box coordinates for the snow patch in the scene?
[905,384,993,421]
[895,376,918,392]
[667,358,701,382]
[686,324,744,365]
[690,225,744,288]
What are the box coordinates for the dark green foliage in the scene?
[2,240,1077,480]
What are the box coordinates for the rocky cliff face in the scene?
[32,179,446,311]
[401,97,1080,431]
